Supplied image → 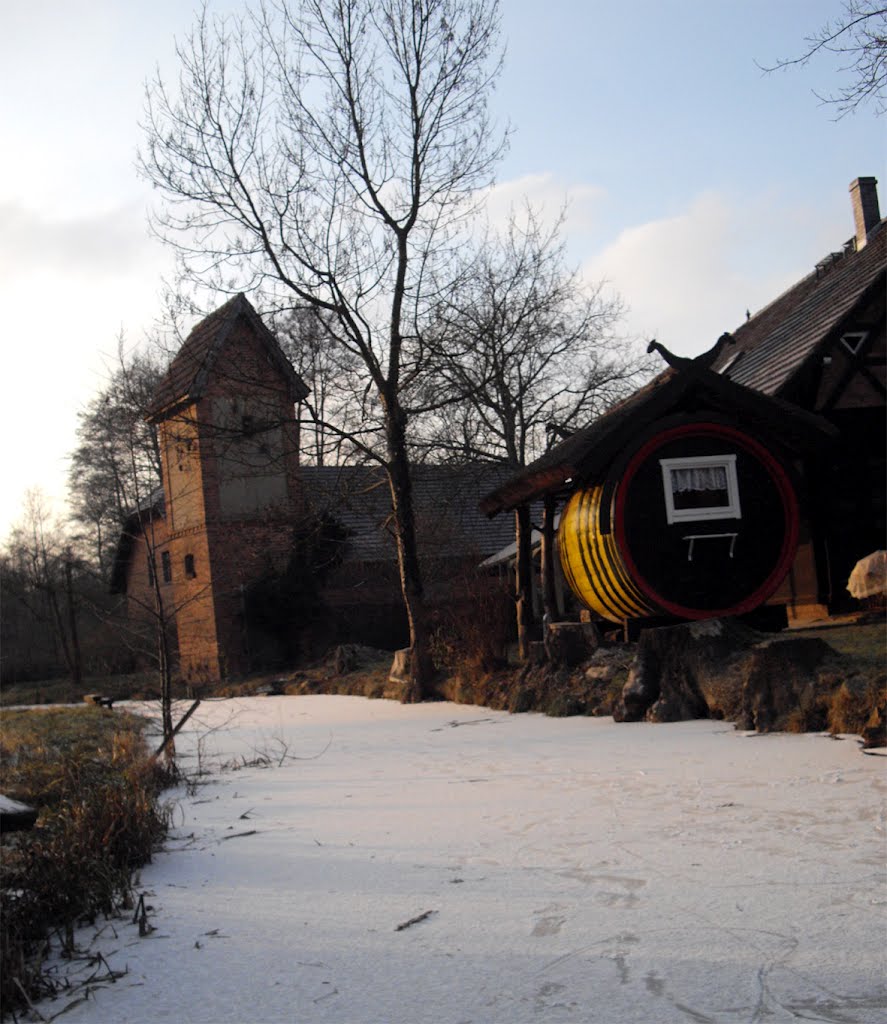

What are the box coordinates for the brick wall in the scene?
[118,514,180,672]
[151,318,303,681]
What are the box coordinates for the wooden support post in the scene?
[541,494,558,626]
[515,504,534,662]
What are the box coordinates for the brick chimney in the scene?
[849,177,880,250]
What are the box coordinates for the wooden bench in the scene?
[83,694,115,709]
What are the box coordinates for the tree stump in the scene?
[527,641,547,666]
[616,618,757,723]
[546,621,599,668]
[741,636,835,732]
[616,618,842,730]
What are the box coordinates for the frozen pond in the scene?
[39,695,887,1023]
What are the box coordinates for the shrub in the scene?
[430,570,513,672]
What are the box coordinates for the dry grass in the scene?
[827,675,886,735]
[0,706,174,1016]
[795,622,885,673]
[0,670,198,709]
[791,622,885,742]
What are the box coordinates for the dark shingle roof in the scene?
[147,294,308,421]
[110,465,517,594]
[301,463,521,562]
[712,225,886,395]
[480,364,838,517]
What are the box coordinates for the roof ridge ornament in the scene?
[647,332,735,371]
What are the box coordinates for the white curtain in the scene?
[671,465,727,493]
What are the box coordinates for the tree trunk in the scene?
[146,537,176,755]
[385,409,433,702]
[514,504,535,661]
[46,585,77,689]
[157,617,175,756]
[64,559,83,690]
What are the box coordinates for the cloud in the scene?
[0,201,157,279]
[581,190,844,357]
[481,173,607,234]
[0,200,175,535]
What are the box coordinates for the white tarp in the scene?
[847,549,887,599]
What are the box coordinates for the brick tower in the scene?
[146,295,308,682]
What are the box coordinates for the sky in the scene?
[1,0,883,536]
[31,695,887,1024]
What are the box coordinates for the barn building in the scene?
[481,177,886,630]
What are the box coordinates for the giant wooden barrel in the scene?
[558,422,800,622]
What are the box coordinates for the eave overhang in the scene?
[480,366,839,518]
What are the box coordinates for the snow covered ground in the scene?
[37,696,886,1024]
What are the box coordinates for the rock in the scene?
[861,697,887,749]
[255,679,285,696]
[334,644,357,675]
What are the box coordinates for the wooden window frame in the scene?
[659,453,741,525]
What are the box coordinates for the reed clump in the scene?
[0,707,174,1016]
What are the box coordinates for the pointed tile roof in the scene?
[147,294,308,421]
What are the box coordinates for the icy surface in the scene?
[36,696,887,1024]
[0,794,34,814]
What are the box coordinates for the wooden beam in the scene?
[541,494,558,625]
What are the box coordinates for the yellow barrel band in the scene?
[558,487,655,623]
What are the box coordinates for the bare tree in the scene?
[69,341,202,751]
[420,208,645,466]
[139,0,507,698]
[761,1,887,117]
[272,305,367,467]
[4,490,84,688]
[417,207,650,656]
[68,341,165,578]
